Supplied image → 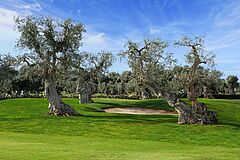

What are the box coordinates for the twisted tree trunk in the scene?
[45,77,80,116]
[169,81,217,124]
[167,98,217,124]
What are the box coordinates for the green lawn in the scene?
[0,98,239,160]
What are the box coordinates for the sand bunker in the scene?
[104,107,178,115]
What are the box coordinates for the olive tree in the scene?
[226,75,239,95]
[12,64,44,97]
[168,36,218,124]
[0,54,18,97]
[120,38,172,99]
[118,71,132,94]
[73,51,114,103]
[15,16,85,116]
[202,69,222,98]
[174,36,216,107]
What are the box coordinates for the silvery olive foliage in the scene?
[15,16,85,78]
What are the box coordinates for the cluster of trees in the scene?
[0,16,239,123]
[0,55,43,98]
[0,55,238,100]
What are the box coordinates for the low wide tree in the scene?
[15,16,85,116]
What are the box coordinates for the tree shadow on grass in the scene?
[133,100,173,110]
[84,107,105,112]
[82,100,178,124]
[219,122,240,128]
[94,99,174,111]
[82,113,178,124]
[0,117,38,122]
[93,101,130,107]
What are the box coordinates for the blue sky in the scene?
[0,0,240,79]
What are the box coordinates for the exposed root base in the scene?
[48,104,81,116]
[169,100,218,125]
[80,98,94,104]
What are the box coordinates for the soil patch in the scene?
[104,107,178,115]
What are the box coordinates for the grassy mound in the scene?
[0,98,239,160]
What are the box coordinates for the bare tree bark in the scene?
[166,97,217,124]
[45,76,80,116]
[79,83,94,103]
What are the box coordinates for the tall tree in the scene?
[120,38,171,99]
[73,51,114,103]
[0,54,18,97]
[12,64,44,96]
[175,36,215,107]
[118,71,132,94]
[202,69,222,98]
[15,16,85,116]
[168,36,218,124]
[226,75,239,95]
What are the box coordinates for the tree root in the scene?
[48,103,81,116]
[168,99,217,124]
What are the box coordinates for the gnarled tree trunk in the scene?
[172,81,218,124]
[79,83,94,103]
[167,98,217,124]
[45,77,80,116]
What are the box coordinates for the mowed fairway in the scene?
[0,98,239,160]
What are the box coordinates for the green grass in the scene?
[0,98,239,160]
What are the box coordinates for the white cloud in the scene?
[207,2,240,78]
[84,32,106,45]
[0,2,42,30]
[81,31,128,73]
[82,32,125,53]
[213,1,240,28]
[207,29,240,50]
[19,3,42,11]
[148,24,186,39]
[13,2,42,15]
[0,7,17,30]
[0,7,19,54]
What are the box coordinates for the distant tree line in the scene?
[0,54,238,100]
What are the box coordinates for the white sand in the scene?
[104,107,178,115]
